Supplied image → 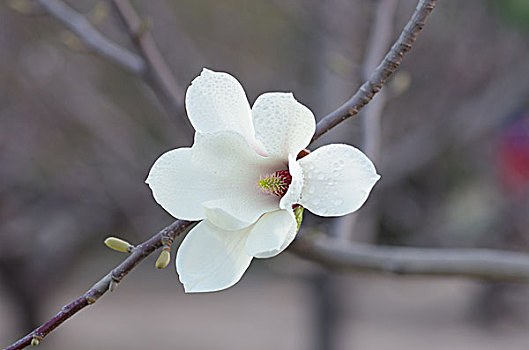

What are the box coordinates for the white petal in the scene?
[192,131,283,224]
[146,131,282,222]
[176,220,253,293]
[298,144,380,216]
[146,148,217,220]
[202,200,259,231]
[185,69,266,155]
[279,154,304,210]
[252,93,316,159]
[245,209,298,259]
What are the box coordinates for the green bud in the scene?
[155,249,171,269]
[31,335,42,346]
[104,237,133,253]
[294,206,304,231]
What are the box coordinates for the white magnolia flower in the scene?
[146,69,380,293]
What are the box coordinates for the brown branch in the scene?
[35,0,145,73]
[4,220,194,350]
[289,237,529,282]
[312,0,437,143]
[110,0,186,118]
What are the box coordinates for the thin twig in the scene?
[35,0,145,73]
[110,0,186,117]
[4,220,194,350]
[290,237,529,281]
[312,0,437,143]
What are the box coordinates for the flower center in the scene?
[257,170,292,197]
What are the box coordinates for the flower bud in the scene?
[294,206,304,231]
[31,335,42,346]
[104,237,133,253]
[155,248,171,269]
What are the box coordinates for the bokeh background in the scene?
[2,0,529,349]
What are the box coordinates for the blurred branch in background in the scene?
[316,2,399,350]
[334,0,399,243]
[360,0,399,162]
[35,0,188,121]
[290,237,529,281]
[312,0,436,142]
[35,0,144,73]
[110,0,186,118]
[381,55,529,188]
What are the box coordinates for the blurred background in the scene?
[2,0,529,349]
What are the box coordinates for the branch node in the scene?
[109,280,118,292]
[111,273,121,283]
[160,235,174,246]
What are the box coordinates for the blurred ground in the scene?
[2,254,529,350]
